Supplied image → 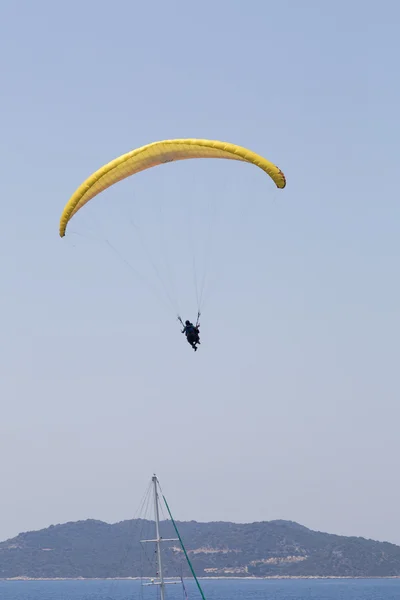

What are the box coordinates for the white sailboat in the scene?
[140,475,207,600]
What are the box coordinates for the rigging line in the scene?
[120,198,181,317]
[68,230,104,245]
[101,478,154,599]
[140,479,160,571]
[68,209,176,316]
[104,238,176,315]
[118,479,154,571]
[122,196,171,302]
[87,203,178,316]
[161,492,207,600]
[65,216,114,251]
[186,185,200,314]
[155,189,181,318]
[192,251,200,315]
[158,499,187,581]
[139,479,155,550]
[137,479,154,519]
[197,187,221,313]
[131,190,179,315]
[198,178,240,312]
[140,478,154,537]
[181,574,189,600]
[69,210,109,244]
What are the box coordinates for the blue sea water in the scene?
[0,578,399,600]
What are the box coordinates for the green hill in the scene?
[0,518,399,579]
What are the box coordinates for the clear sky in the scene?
[0,0,399,547]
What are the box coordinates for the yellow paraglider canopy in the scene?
[59,138,286,237]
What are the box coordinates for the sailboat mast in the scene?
[152,475,165,600]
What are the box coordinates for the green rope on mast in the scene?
[162,495,207,600]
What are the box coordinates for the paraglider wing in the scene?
[59,138,286,237]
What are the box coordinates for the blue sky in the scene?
[0,0,399,546]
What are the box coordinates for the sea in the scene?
[0,578,399,600]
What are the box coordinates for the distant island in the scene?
[1,518,400,579]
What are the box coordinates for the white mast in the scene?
[153,474,166,600]
[141,474,179,599]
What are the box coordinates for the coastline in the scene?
[2,575,400,581]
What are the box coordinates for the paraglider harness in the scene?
[178,312,201,351]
